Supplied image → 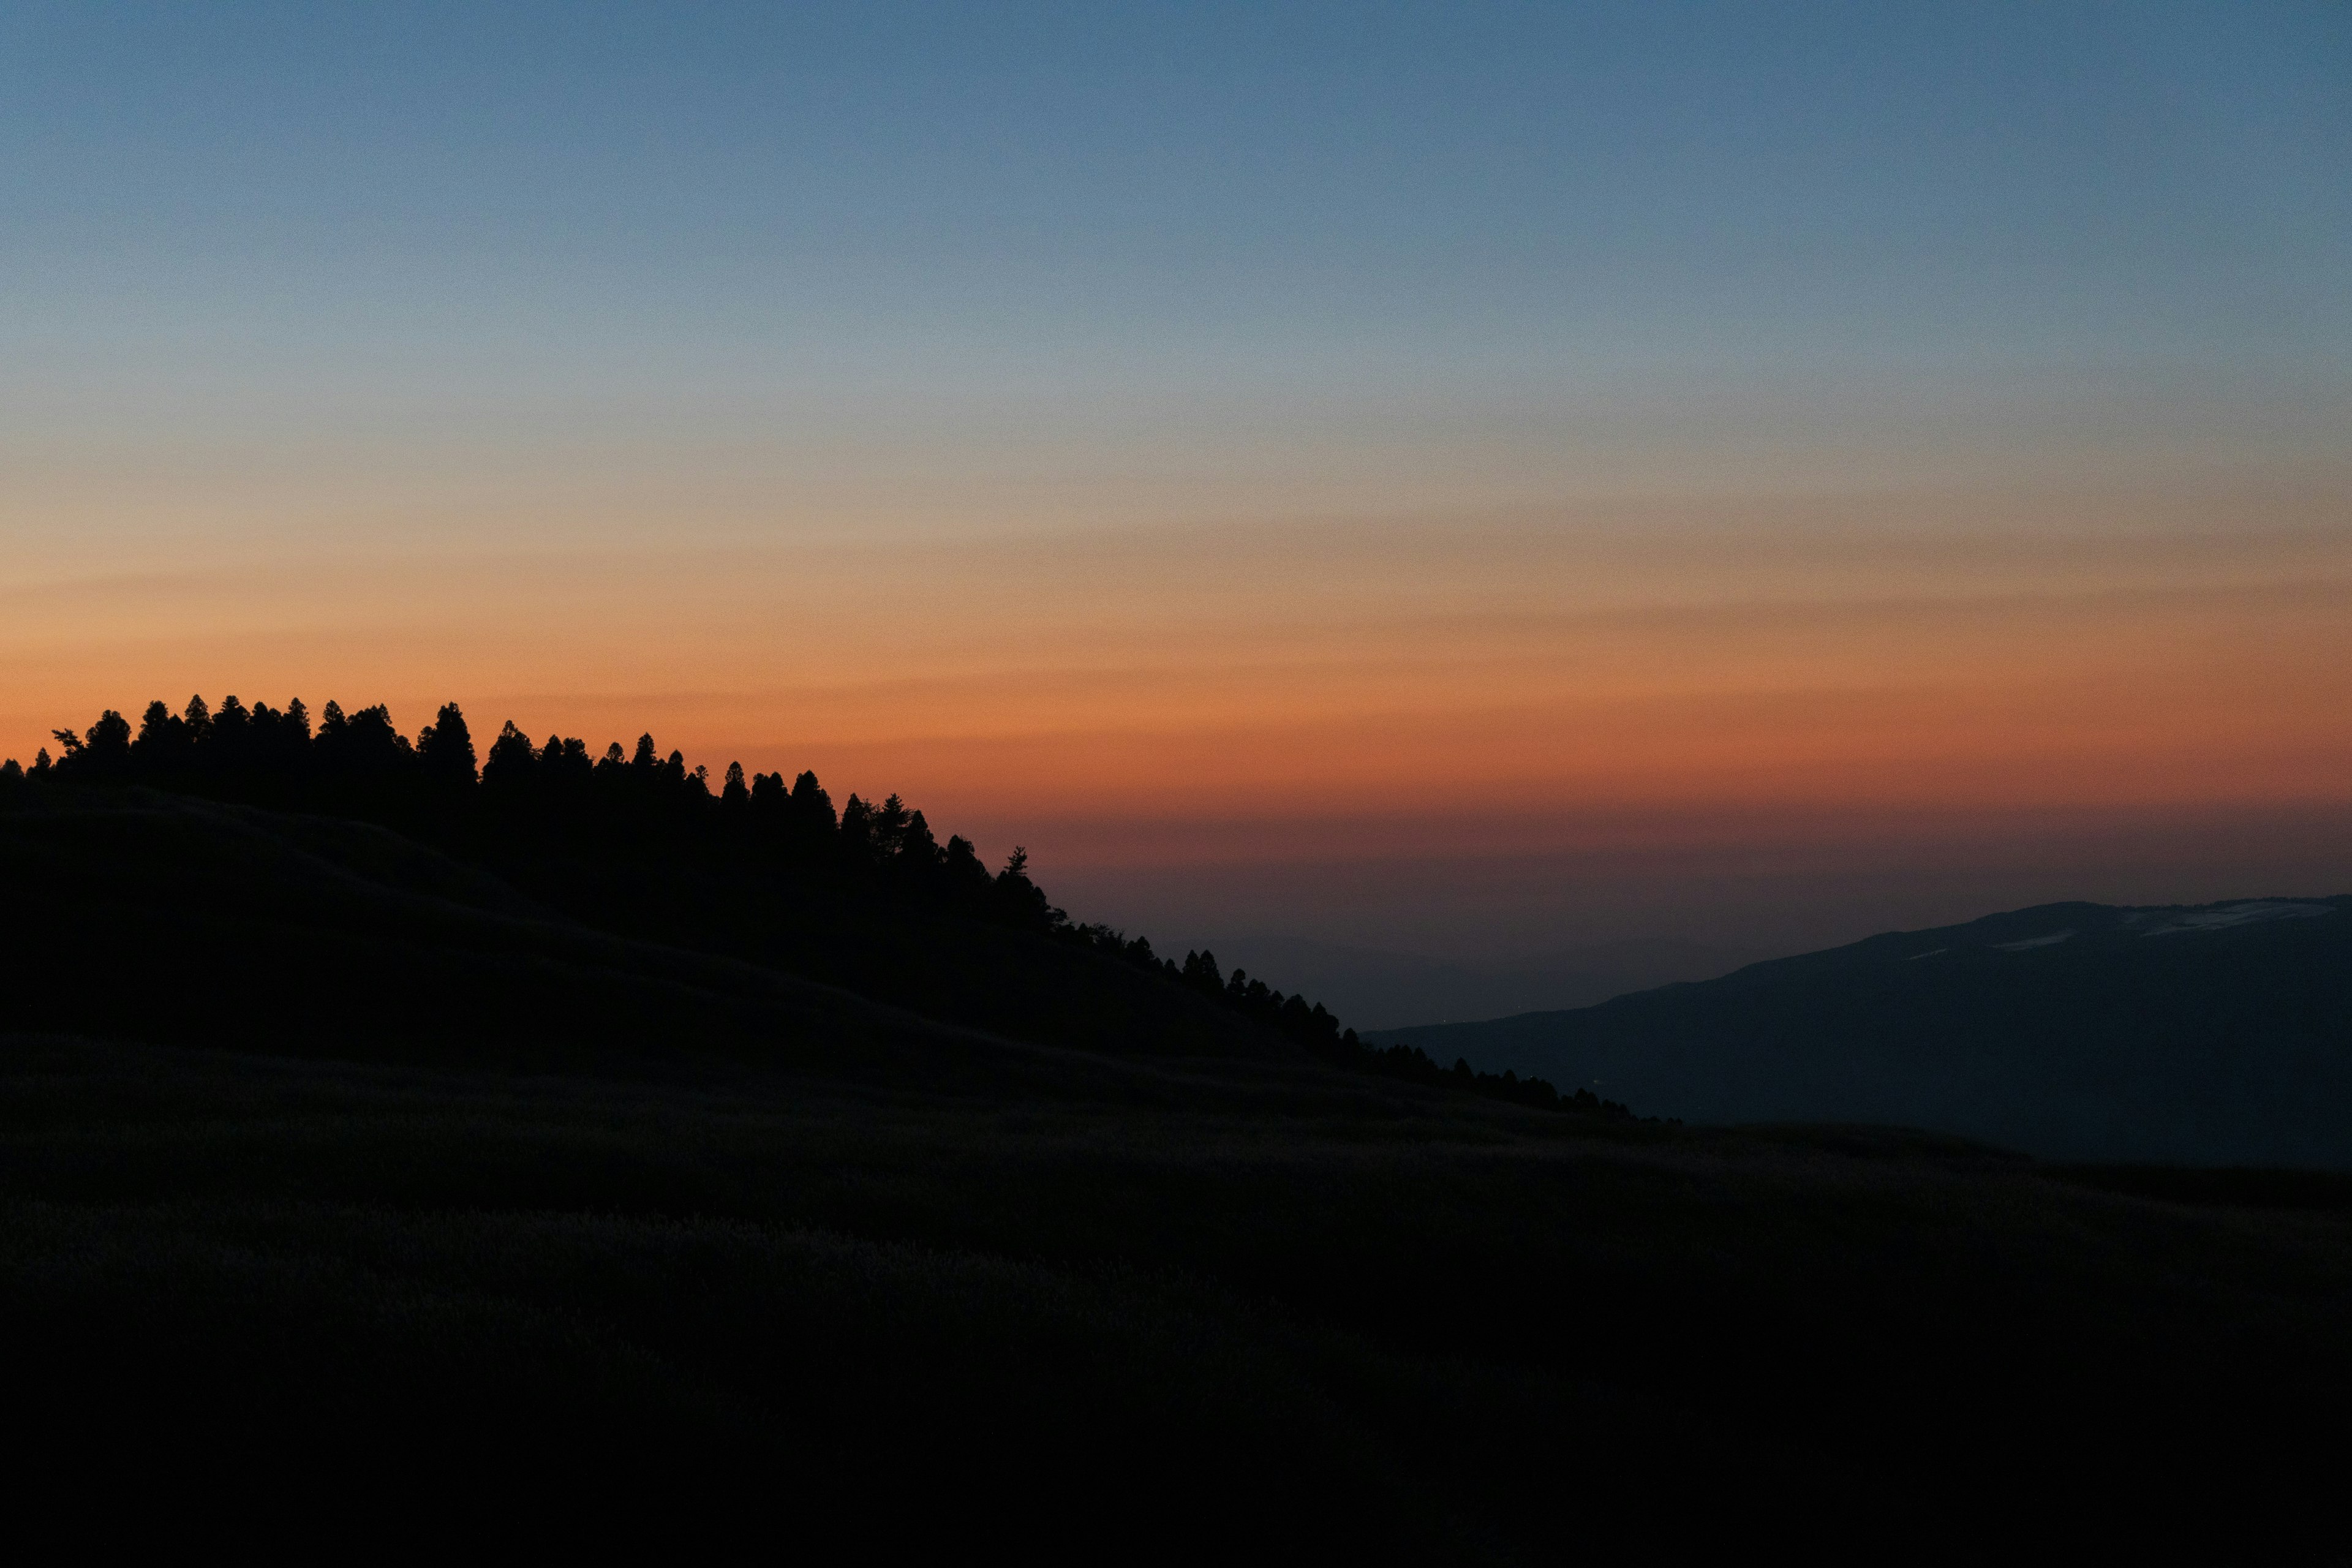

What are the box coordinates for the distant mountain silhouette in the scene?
[1370,897,2352,1166]
[1204,933,1760,1029]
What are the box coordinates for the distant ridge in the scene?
[1367,897,2352,1166]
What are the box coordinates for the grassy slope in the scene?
[0,793,1276,1085]
[0,790,1277,1071]
[4,797,2351,1555]
[4,1032,2350,1557]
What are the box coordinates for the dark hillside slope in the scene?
[469,809,1280,1059]
[4,695,1329,1063]
[0,793,1272,1083]
[1,797,2349,1550]
[3,1031,2350,1557]
[1372,897,2352,1165]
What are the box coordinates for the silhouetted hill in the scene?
[1370,897,2352,1165]
[7,698,2352,1553]
[0,696,1325,1059]
[0,791,1120,1084]
[2,693,1638,1117]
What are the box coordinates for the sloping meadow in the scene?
[2,1030,2348,1556]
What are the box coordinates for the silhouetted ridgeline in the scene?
[1,695,1634,1118]
[1373,896,2352,1165]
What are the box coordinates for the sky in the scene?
[5,1,2348,965]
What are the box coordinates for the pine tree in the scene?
[416,703,478,786]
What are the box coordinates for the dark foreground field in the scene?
[2,791,2347,1556]
[4,1030,2350,1559]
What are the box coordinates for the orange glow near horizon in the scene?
[10,481,2350,894]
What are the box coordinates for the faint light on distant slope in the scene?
[2131,901,2335,937]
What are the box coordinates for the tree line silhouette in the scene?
[3,694,1637,1120]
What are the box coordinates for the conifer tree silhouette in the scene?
[416,703,478,786]
[789,771,835,837]
[132,701,186,773]
[16,685,1630,1119]
[482,721,537,793]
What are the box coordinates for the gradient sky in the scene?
[6,1,2348,960]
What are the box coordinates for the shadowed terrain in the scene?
[2,746,2349,1555]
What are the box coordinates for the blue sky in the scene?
[9,1,2345,404]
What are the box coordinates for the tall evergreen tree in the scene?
[481,721,537,791]
[415,703,478,786]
